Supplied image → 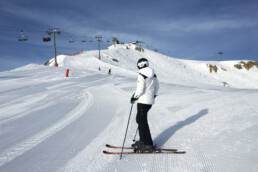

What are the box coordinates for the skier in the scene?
[108,68,111,75]
[130,58,159,150]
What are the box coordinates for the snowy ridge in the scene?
[0,45,257,171]
[48,44,258,89]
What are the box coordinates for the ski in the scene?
[103,150,186,155]
[106,144,134,150]
[106,144,178,152]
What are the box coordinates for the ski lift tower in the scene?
[46,28,61,67]
[95,35,102,60]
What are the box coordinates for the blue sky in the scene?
[0,0,257,71]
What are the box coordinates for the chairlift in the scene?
[69,37,74,43]
[42,35,51,42]
[107,40,110,43]
[89,38,93,42]
[18,30,28,41]
[81,36,86,42]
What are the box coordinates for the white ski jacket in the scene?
[134,67,159,105]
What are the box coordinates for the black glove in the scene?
[130,94,138,104]
[154,95,158,98]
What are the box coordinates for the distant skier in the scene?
[108,68,111,75]
[130,58,159,149]
[99,67,101,71]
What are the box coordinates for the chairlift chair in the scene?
[69,37,74,43]
[81,36,86,42]
[18,30,28,41]
[42,35,51,42]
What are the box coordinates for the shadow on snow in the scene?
[154,109,209,147]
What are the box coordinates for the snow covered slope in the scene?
[47,44,258,89]
[0,45,257,172]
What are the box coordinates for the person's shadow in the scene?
[154,109,209,147]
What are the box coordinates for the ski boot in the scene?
[132,141,156,153]
[131,141,144,150]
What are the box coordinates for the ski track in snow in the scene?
[0,74,108,125]
[57,82,131,172]
[0,89,93,167]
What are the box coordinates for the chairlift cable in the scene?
[0,24,46,33]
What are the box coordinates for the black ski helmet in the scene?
[137,58,149,69]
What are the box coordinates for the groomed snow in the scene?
[0,45,257,172]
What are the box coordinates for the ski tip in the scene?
[103,150,112,155]
[175,151,186,154]
[106,144,110,147]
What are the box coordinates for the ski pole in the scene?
[133,127,138,142]
[120,103,134,159]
